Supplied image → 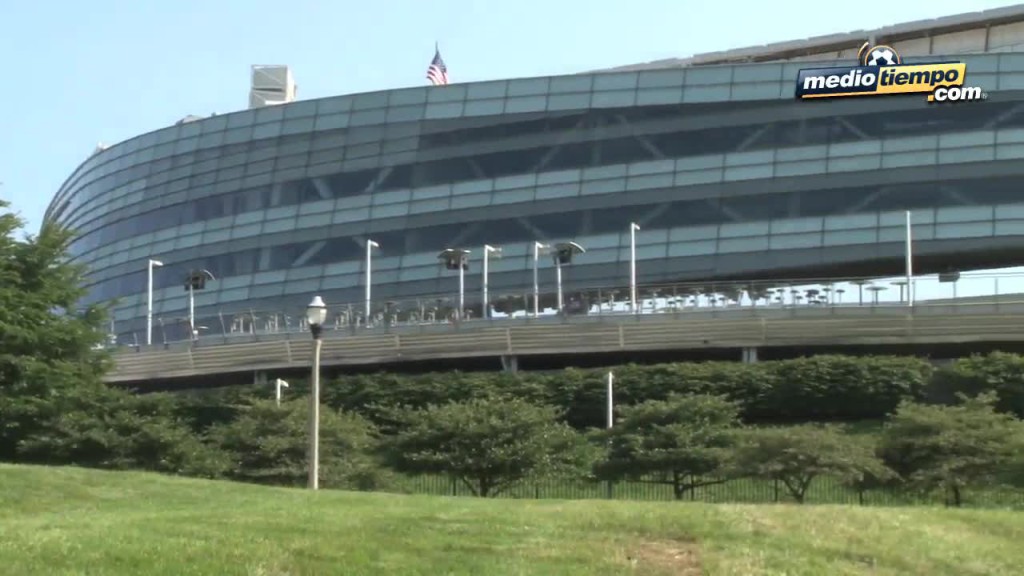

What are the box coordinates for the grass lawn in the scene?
[1,464,1022,575]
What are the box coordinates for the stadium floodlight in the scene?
[550,242,586,313]
[183,269,215,340]
[482,245,502,319]
[305,295,327,491]
[532,242,550,318]
[437,248,471,320]
[365,239,380,324]
[146,259,164,346]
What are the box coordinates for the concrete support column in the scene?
[500,355,519,374]
[254,370,268,386]
[741,347,759,364]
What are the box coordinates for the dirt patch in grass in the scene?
[626,538,701,575]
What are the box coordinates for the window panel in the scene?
[938,146,994,164]
[731,83,782,100]
[493,188,534,204]
[828,156,882,173]
[719,221,770,238]
[332,207,369,223]
[592,91,636,108]
[637,69,685,88]
[281,117,316,135]
[935,205,993,223]
[824,229,876,246]
[718,236,768,253]
[464,100,505,116]
[504,96,547,114]
[684,85,731,102]
[668,240,715,257]
[674,169,722,186]
[769,233,821,250]
[296,212,333,229]
[386,106,423,123]
[284,100,317,119]
[451,193,491,209]
[882,151,936,168]
[547,93,591,111]
[580,178,624,196]
[535,182,579,200]
[426,85,467,103]
[636,88,683,106]
[724,165,773,181]
[349,109,387,127]
[467,81,507,99]
[372,203,409,218]
[424,102,464,119]
[408,198,449,214]
[314,113,349,131]
[775,160,825,177]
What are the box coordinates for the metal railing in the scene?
[111,269,1024,349]
[106,302,1024,383]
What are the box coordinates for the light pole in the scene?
[365,239,379,324]
[146,259,164,346]
[485,242,505,317]
[629,222,640,314]
[905,210,914,308]
[551,242,586,314]
[606,370,615,498]
[306,295,327,491]
[438,249,470,319]
[275,378,289,407]
[183,269,215,341]
[532,241,548,317]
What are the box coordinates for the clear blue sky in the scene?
[0,0,1018,233]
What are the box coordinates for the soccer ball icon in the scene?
[864,45,901,66]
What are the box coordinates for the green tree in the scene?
[878,392,1024,507]
[729,424,888,504]
[0,201,113,462]
[379,397,586,497]
[928,352,1024,418]
[209,399,386,490]
[18,392,227,478]
[593,394,740,500]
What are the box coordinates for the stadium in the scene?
[44,6,1024,385]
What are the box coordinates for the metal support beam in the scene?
[614,114,666,159]
[533,115,591,172]
[311,178,333,199]
[837,117,870,140]
[362,167,393,194]
[500,354,519,373]
[983,103,1024,129]
[736,124,772,152]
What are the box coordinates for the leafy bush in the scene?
[208,399,388,490]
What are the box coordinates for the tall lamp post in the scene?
[365,239,380,324]
[532,241,548,318]
[306,295,327,490]
[629,222,640,314]
[438,248,471,320]
[146,259,164,346]
[551,242,586,314]
[482,244,502,319]
[183,269,215,341]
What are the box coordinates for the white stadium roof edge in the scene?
[592,3,1024,72]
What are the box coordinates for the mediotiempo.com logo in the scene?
[795,42,986,103]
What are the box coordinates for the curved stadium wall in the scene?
[46,53,1024,344]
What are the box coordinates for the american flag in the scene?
[426,46,449,86]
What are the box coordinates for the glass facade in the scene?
[44,52,1024,343]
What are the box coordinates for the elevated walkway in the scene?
[108,301,1024,385]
